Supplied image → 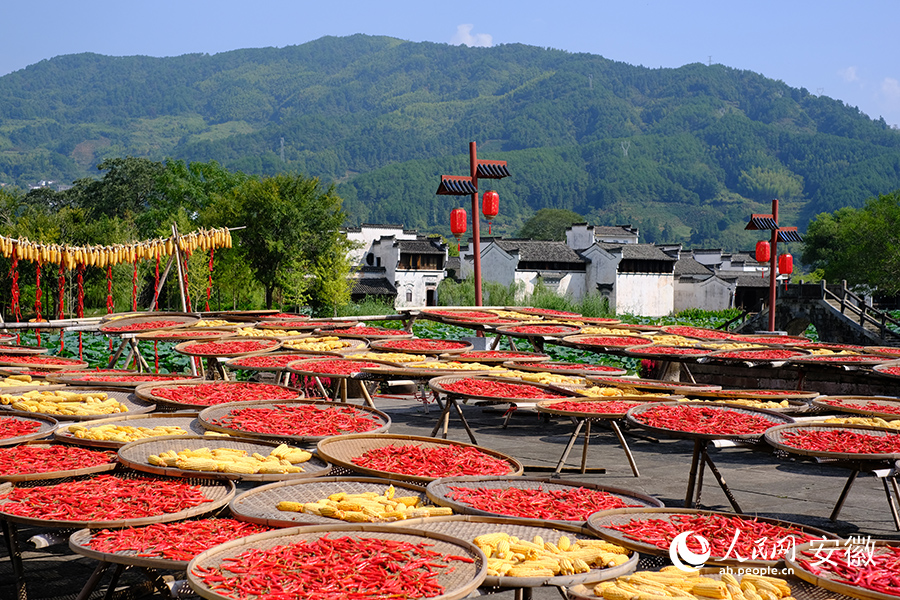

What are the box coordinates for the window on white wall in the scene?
[406,291,413,302]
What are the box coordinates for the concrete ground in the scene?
[2,392,893,600]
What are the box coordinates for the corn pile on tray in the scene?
[54,412,204,448]
[117,435,330,482]
[0,388,154,420]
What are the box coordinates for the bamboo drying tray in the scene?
[426,476,663,526]
[54,412,204,448]
[98,314,198,334]
[117,435,330,482]
[0,471,235,528]
[229,476,431,527]
[46,372,198,388]
[223,352,324,372]
[198,399,390,443]
[440,350,550,364]
[0,412,57,446]
[586,375,721,394]
[0,355,89,370]
[428,375,577,403]
[765,422,900,461]
[501,361,628,377]
[402,515,638,589]
[586,507,837,568]
[174,336,282,358]
[369,338,474,355]
[316,433,524,485]
[0,388,155,421]
[0,443,116,482]
[536,397,658,419]
[785,539,900,600]
[625,401,794,442]
[134,380,301,410]
[0,345,49,355]
[186,524,486,600]
[812,395,900,420]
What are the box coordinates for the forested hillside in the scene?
[2,34,899,249]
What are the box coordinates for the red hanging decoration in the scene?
[34,260,42,347]
[76,263,85,361]
[778,253,793,291]
[205,247,215,312]
[482,190,499,235]
[132,258,139,312]
[450,207,467,253]
[153,251,160,310]
[57,264,65,352]
[755,240,771,263]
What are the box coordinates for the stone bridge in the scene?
[736,281,900,346]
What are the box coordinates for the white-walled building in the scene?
[343,224,448,308]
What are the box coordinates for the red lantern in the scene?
[450,207,467,252]
[755,240,770,263]
[482,190,499,234]
[778,253,793,275]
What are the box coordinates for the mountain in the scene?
[2,34,899,249]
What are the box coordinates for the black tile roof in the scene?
[398,239,445,254]
[495,240,587,264]
[674,257,714,275]
[597,243,677,261]
[351,277,397,297]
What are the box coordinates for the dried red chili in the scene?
[101,320,187,333]
[150,382,297,406]
[192,534,471,599]
[211,404,381,437]
[632,404,777,435]
[181,339,279,356]
[377,339,470,352]
[447,485,641,520]
[0,445,115,475]
[509,362,623,373]
[712,349,805,361]
[503,325,579,335]
[351,443,513,477]
[818,398,900,415]
[607,513,819,561]
[544,400,644,415]
[780,428,900,454]
[0,355,84,365]
[0,416,41,440]
[797,544,900,597]
[517,308,581,317]
[88,518,269,561]
[661,326,735,340]
[575,336,653,347]
[0,474,214,521]
[340,326,408,336]
[438,378,567,399]
[229,353,314,369]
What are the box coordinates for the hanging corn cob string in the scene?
[131,256,139,312]
[57,263,65,353]
[76,263,85,361]
[34,258,42,347]
[205,247,214,312]
[10,245,21,343]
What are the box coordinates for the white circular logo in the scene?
[669,531,711,571]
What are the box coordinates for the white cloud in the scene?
[451,24,492,47]
[881,77,900,102]
[838,66,859,83]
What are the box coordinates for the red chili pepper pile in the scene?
[342,327,408,336]
[628,346,709,356]
[519,308,581,317]
[267,313,308,319]
[607,513,819,561]
[146,331,224,339]
[0,416,41,439]
[438,378,567,399]
[545,400,644,415]
[797,354,884,363]
[457,351,540,359]
[713,349,804,360]
[662,326,735,340]
[575,336,653,347]
[880,366,900,377]
[181,339,279,356]
[0,355,84,365]
[351,443,513,477]
[780,429,900,454]
[67,373,193,382]
[0,475,214,521]
[290,359,386,376]
[379,339,470,351]
[512,362,622,373]
[426,310,499,319]
[820,398,900,415]
[192,535,472,599]
[797,544,900,597]
[229,354,312,369]
[150,383,297,406]
[633,404,776,435]
[709,389,804,397]
[212,404,381,437]
[101,320,187,333]
[0,445,115,475]
[504,325,578,335]
[447,485,641,520]
[87,518,270,561]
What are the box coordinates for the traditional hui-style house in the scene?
[344,224,448,308]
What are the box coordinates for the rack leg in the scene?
[701,446,742,513]
[610,420,640,477]
[75,561,113,600]
[451,398,479,445]
[1,518,27,600]
[684,439,703,508]
[553,420,585,477]
[880,477,900,530]
[830,469,860,521]
[580,420,592,474]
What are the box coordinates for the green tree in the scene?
[802,190,900,294]
[517,208,584,241]
[212,173,348,309]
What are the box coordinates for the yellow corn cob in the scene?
[342,511,371,523]
[276,501,304,512]
[221,461,259,474]
[557,535,572,552]
[743,576,791,597]
[692,580,729,599]
[727,583,747,600]
[175,457,220,471]
[507,566,554,578]
[600,586,633,600]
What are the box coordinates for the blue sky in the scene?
[4,1,899,127]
